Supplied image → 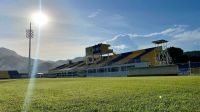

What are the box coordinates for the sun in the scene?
[31,12,48,26]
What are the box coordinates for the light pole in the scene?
[26,22,34,77]
[189,60,191,75]
[23,10,48,112]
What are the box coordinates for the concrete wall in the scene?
[128,65,178,76]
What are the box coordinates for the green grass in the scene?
[0,76,199,112]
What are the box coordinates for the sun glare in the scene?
[31,12,48,26]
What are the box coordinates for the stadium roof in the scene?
[152,40,168,44]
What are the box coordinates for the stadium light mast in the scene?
[26,22,34,77]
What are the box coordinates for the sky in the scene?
[0,0,200,61]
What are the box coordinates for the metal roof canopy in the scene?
[152,39,168,44]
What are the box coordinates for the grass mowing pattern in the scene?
[0,76,199,112]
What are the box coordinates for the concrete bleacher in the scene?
[48,47,161,77]
[106,52,133,65]
[115,50,145,65]
[127,47,155,64]
[98,54,118,66]
[102,47,156,65]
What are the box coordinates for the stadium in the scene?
[46,40,180,77]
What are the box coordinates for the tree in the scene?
[167,47,188,63]
[185,51,200,62]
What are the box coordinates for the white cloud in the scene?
[144,27,184,37]
[88,9,102,18]
[127,26,185,38]
[173,28,200,41]
[112,44,128,50]
[170,28,200,51]
[105,25,200,53]
[104,34,138,53]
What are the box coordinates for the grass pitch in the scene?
[0,76,199,112]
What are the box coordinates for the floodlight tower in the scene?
[26,22,34,77]
[152,39,172,65]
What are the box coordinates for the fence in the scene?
[177,62,200,75]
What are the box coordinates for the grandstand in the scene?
[47,41,179,77]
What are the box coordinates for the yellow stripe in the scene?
[115,50,145,64]
[140,48,159,66]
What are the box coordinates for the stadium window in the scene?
[88,69,96,73]
[127,65,135,69]
[121,66,127,71]
[107,68,111,72]
[73,71,77,75]
[111,67,119,72]
[80,70,87,74]
[97,68,105,73]
[93,69,97,73]
[104,68,107,72]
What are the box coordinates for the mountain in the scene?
[0,47,19,58]
[0,47,84,73]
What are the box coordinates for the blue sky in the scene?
[0,0,200,60]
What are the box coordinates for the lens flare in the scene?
[22,28,41,112]
[31,12,48,27]
[22,0,44,111]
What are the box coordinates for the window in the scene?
[80,70,87,74]
[73,71,77,75]
[88,69,96,73]
[111,67,119,72]
[107,68,111,72]
[127,65,135,70]
[104,68,107,72]
[121,66,127,71]
[97,68,105,73]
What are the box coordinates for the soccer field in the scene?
[0,76,199,112]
